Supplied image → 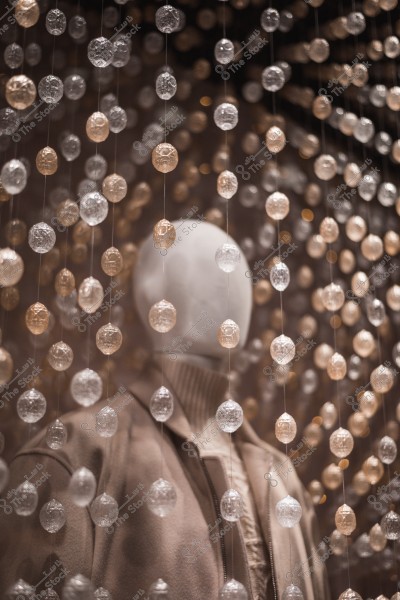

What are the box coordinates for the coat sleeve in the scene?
[0,451,94,596]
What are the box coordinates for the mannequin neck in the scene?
[153,351,223,372]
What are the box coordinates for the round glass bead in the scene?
[102,174,127,203]
[149,299,177,333]
[6,579,35,600]
[214,103,238,131]
[152,143,178,173]
[276,495,302,527]
[153,219,176,250]
[40,499,66,533]
[265,192,289,220]
[1,159,27,195]
[60,134,81,162]
[147,478,177,517]
[275,412,297,443]
[329,428,354,458]
[378,436,397,464]
[69,467,96,507]
[70,368,103,407]
[101,247,123,276]
[46,8,66,35]
[47,341,73,371]
[217,170,238,199]
[216,399,243,433]
[4,43,24,69]
[270,334,295,365]
[36,146,58,176]
[217,319,240,349]
[148,579,170,599]
[80,191,109,226]
[261,8,280,33]
[282,585,304,600]
[28,222,56,254]
[64,74,86,100]
[96,406,118,437]
[215,38,234,64]
[219,579,248,600]
[5,75,36,110]
[156,72,177,101]
[94,588,112,600]
[335,504,356,536]
[88,37,114,68]
[46,419,67,450]
[17,389,46,423]
[220,489,244,522]
[86,112,110,143]
[215,243,241,273]
[155,5,181,33]
[14,481,38,516]
[270,262,290,291]
[38,75,64,104]
[15,0,40,28]
[0,248,24,285]
[0,108,19,136]
[108,106,127,133]
[327,352,347,380]
[338,590,362,600]
[381,511,400,540]
[96,323,122,355]
[150,386,174,422]
[78,277,104,314]
[90,493,118,527]
[62,575,95,600]
[261,66,285,91]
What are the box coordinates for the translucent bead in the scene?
[327,352,347,380]
[381,511,400,540]
[78,277,104,314]
[314,154,337,180]
[80,191,109,226]
[108,106,127,133]
[28,222,56,254]
[147,478,177,517]
[282,585,304,600]
[217,319,240,349]
[266,126,286,153]
[46,419,67,450]
[96,323,122,355]
[270,334,295,365]
[155,5,181,33]
[214,103,238,131]
[0,458,9,493]
[1,159,27,195]
[275,495,302,527]
[17,388,46,423]
[38,75,64,104]
[216,399,243,433]
[330,427,353,458]
[346,12,366,35]
[70,368,103,407]
[275,412,297,443]
[371,364,394,393]
[69,467,96,507]
[55,268,75,298]
[85,155,107,181]
[68,15,87,41]
[308,38,330,63]
[220,488,244,522]
[214,38,234,64]
[270,262,290,291]
[362,455,384,484]
[101,247,123,276]
[62,574,95,599]
[153,219,176,250]
[261,66,285,92]
[152,143,178,173]
[149,299,176,333]
[14,481,38,516]
[217,170,238,199]
[265,191,289,220]
[261,8,280,32]
[156,72,177,100]
[369,523,387,552]
[40,499,66,533]
[378,436,397,464]
[25,42,41,66]
[215,243,241,273]
[102,174,127,204]
[47,341,73,371]
[0,348,13,386]
[354,117,374,143]
[321,283,345,311]
[338,589,362,600]
[150,386,174,422]
[367,298,386,326]
[90,493,118,527]
[4,43,24,69]
[88,37,114,67]
[25,302,49,334]
[6,579,35,600]
[335,504,356,536]
[5,75,36,110]
[148,579,170,599]
[96,406,118,437]
[64,74,86,100]
[46,8,66,35]
[0,248,24,285]
[15,0,40,28]
[86,112,110,143]
[0,107,19,136]
[218,579,248,600]
[60,134,81,162]
[353,329,374,357]
[329,529,347,555]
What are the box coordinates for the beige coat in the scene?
[0,362,330,599]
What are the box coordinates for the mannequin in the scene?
[0,219,330,600]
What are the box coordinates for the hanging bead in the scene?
[150,386,174,422]
[218,579,248,600]
[149,299,177,333]
[270,334,295,365]
[335,504,356,536]
[217,170,238,199]
[275,495,302,527]
[62,575,95,599]
[217,319,240,349]
[153,219,176,250]
[90,493,119,527]
[70,368,103,407]
[220,489,244,522]
[69,467,97,507]
[17,389,46,423]
[147,478,177,517]
[152,143,178,173]
[25,302,49,334]
[36,147,58,176]
[46,419,67,450]
[329,428,354,458]
[96,324,123,355]
[101,247,123,276]
[282,585,304,600]
[96,406,118,437]
[47,341,74,371]
[216,399,243,433]
[275,412,297,444]
[215,243,241,273]
[102,173,127,203]
[39,499,66,533]
[148,579,170,599]
[78,277,104,314]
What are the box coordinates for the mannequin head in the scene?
[133,219,252,361]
